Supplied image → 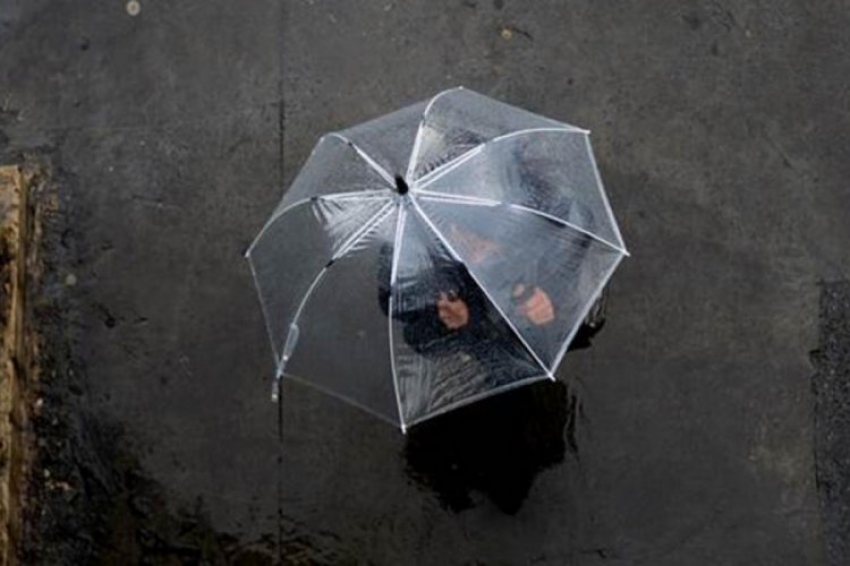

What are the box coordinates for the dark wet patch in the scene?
[812,280,850,566]
[25,404,278,565]
[0,107,19,155]
[18,154,358,565]
[17,158,279,565]
[0,236,11,330]
[403,307,602,514]
[404,379,574,514]
[96,302,117,329]
[682,13,702,30]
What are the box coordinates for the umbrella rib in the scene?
[408,196,553,379]
[584,135,627,250]
[410,190,500,206]
[274,201,396,374]
[328,200,395,262]
[405,86,465,182]
[387,205,408,432]
[283,373,402,428]
[246,254,282,366]
[404,374,553,430]
[245,192,391,257]
[509,202,629,256]
[327,133,396,186]
[550,252,627,374]
[413,146,485,191]
[414,190,629,256]
[413,127,584,190]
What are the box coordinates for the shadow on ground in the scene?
[404,379,576,514]
[403,325,600,515]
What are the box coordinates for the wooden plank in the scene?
[0,163,40,566]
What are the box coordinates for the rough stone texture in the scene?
[814,282,850,566]
[2,0,850,564]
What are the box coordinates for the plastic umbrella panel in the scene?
[246,87,628,431]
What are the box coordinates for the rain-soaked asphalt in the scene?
[2,1,850,564]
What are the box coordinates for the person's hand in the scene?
[437,292,469,330]
[514,284,555,326]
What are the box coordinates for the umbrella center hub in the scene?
[394,175,409,196]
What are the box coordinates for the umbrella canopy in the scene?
[246,87,628,432]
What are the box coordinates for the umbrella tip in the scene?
[394,175,409,195]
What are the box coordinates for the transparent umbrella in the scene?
[246,87,628,432]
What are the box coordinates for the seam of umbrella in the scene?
[388,205,408,431]
[246,255,282,365]
[412,189,515,206]
[404,374,553,430]
[491,126,588,140]
[245,192,391,257]
[414,190,628,255]
[329,200,395,262]
[413,146,485,190]
[405,87,465,181]
[413,127,583,191]
[405,116,427,182]
[327,132,396,186]
[281,372,401,428]
[510,203,628,255]
[550,251,627,374]
[584,135,628,253]
[412,190,501,207]
[408,196,552,379]
[274,201,396,373]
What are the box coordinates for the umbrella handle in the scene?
[272,323,300,401]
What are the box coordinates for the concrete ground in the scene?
[2,0,850,564]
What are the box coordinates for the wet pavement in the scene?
[813,282,850,566]
[2,0,850,564]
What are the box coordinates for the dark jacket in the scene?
[376,220,593,360]
[378,244,493,356]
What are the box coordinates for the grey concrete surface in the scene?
[814,282,850,566]
[3,0,850,564]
